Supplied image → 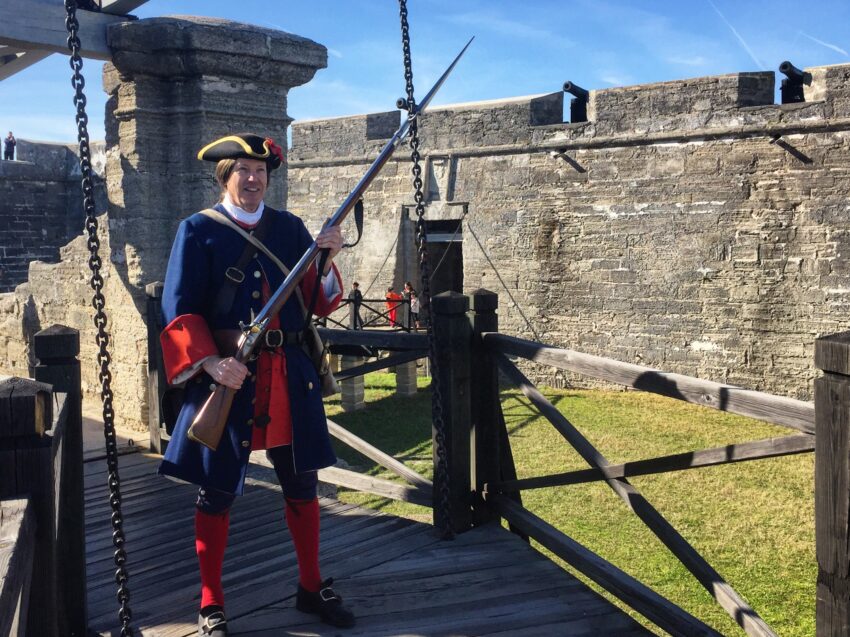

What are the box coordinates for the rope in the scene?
[465,220,542,341]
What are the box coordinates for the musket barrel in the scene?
[188,37,474,451]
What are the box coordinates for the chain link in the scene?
[64,1,133,634]
[397,0,454,540]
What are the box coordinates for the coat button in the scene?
[253,270,261,278]
[251,397,257,405]
[252,290,261,299]
[241,440,250,448]
[246,418,254,426]
[307,381,314,390]
[209,383,216,391]
[250,375,257,382]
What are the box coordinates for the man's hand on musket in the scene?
[316,222,343,275]
[202,356,249,389]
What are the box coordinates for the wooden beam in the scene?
[485,332,814,434]
[317,327,429,351]
[326,419,432,490]
[333,350,425,381]
[100,0,150,14]
[317,466,432,507]
[0,2,130,61]
[0,50,51,81]
[495,353,779,637]
[492,434,815,493]
[490,495,724,637]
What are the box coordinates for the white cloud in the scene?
[667,55,708,66]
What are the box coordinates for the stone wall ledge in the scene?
[289,114,850,167]
[106,16,327,86]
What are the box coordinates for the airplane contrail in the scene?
[800,31,849,58]
[706,0,766,70]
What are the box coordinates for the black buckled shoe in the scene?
[198,607,228,636]
[295,578,356,628]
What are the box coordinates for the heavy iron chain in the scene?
[64,1,134,634]
[397,0,454,540]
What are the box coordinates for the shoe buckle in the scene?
[319,587,339,602]
[201,612,227,634]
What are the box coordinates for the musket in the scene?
[188,36,475,451]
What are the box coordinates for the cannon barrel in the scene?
[563,81,589,99]
[779,61,806,81]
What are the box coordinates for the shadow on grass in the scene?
[325,376,434,478]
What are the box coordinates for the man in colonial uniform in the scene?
[158,133,355,635]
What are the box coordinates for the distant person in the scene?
[348,281,363,329]
[3,132,15,161]
[385,286,402,327]
[402,281,419,330]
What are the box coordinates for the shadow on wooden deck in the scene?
[85,452,654,637]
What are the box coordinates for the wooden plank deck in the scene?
[85,452,655,636]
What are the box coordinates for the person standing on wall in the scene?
[348,281,363,329]
[158,133,356,635]
[3,132,15,160]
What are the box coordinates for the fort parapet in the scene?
[289,62,850,400]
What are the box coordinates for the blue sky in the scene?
[2,0,849,143]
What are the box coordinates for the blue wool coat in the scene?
[158,205,338,495]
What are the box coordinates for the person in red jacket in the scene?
[159,133,354,635]
[385,286,402,327]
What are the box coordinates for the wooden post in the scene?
[469,289,501,526]
[146,281,168,454]
[0,376,56,637]
[815,331,850,636]
[431,291,473,535]
[33,325,86,637]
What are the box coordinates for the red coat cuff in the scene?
[300,263,342,316]
[160,314,218,384]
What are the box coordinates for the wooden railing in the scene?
[141,282,848,636]
[0,326,86,637]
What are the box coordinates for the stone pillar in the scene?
[94,17,326,428]
[395,360,418,396]
[340,355,365,411]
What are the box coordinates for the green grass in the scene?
[325,373,815,637]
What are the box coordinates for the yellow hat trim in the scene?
[196,135,271,160]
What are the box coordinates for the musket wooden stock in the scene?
[188,383,238,450]
[186,37,473,451]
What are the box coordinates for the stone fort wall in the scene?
[0,15,846,431]
[289,64,850,400]
[0,140,106,292]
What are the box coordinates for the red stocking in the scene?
[286,497,322,592]
[195,509,230,609]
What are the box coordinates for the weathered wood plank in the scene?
[318,466,433,506]
[327,419,432,489]
[317,327,429,350]
[0,2,130,60]
[333,349,425,380]
[486,332,815,433]
[492,495,716,637]
[0,498,35,637]
[495,353,778,637]
[493,433,815,492]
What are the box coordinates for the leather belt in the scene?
[261,329,303,350]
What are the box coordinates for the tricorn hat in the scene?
[197,133,284,170]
